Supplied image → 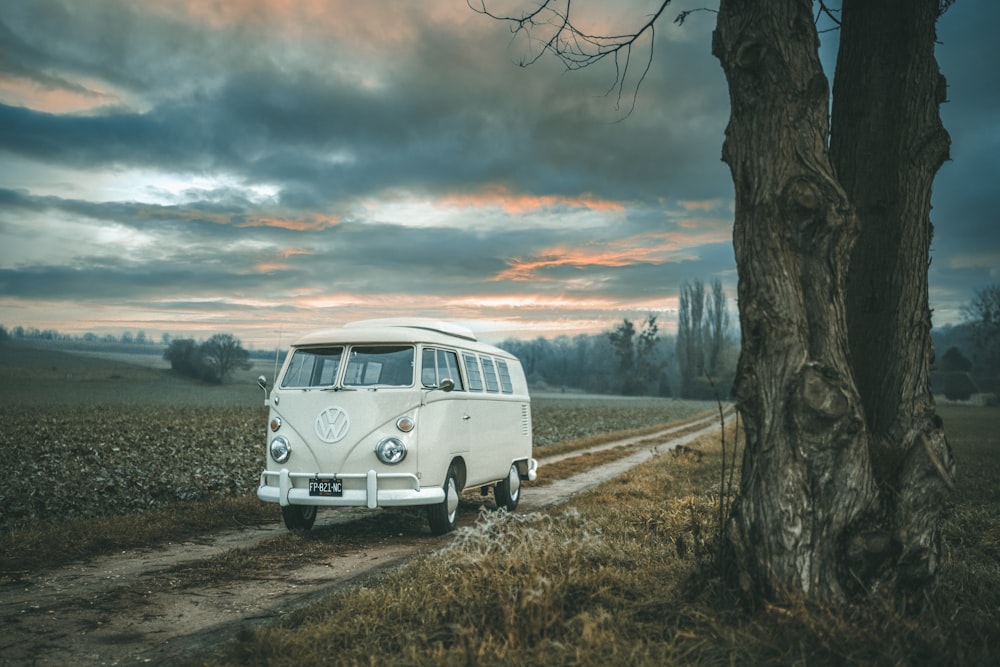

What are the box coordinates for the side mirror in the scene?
[257,375,270,407]
[420,377,455,406]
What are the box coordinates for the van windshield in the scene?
[281,346,344,388]
[281,345,415,388]
[343,346,414,387]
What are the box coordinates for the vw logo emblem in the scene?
[315,406,350,443]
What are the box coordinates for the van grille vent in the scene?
[520,404,531,437]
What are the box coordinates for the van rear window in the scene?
[281,346,344,388]
[496,359,514,393]
[481,357,500,393]
[463,353,484,391]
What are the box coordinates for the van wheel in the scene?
[494,463,521,511]
[427,466,460,535]
[282,505,317,531]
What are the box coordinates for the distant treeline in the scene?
[163,334,252,384]
[929,320,1000,399]
[0,325,275,359]
[5,309,994,397]
[498,280,739,399]
[0,325,158,345]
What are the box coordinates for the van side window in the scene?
[438,349,464,390]
[281,346,344,388]
[344,346,414,386]
[496,359,514,393]
[463,353,484,392]
[481,356,500,393]
[422,348,465,390]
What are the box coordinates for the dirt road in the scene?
[0,413,726,666]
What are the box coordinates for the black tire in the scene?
[282,505,317,531]
[494,463,521,511]
[427,466,460,535]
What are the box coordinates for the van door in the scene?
[419,347,471,476]
[455,353,514,487]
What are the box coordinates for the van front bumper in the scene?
[257,468,445,509]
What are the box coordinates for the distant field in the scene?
[0,341,270,407]
[0,342,715,531]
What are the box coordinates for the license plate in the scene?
[308,477,343,497]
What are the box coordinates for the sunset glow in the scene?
[0,1,992,349]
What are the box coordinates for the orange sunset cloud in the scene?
[492,228,731,282]
[0,74,125,115]
[243,214,341,231]
[438,185,625,215]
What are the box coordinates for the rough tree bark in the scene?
[715,0,954,604]
[714,0,875,603]
[832,0,954,596]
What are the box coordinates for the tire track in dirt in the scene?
[0,411,731,666]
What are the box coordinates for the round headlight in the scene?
[269,436,291,463]
[270,416,282,432]
[396,416,415,433]
[375,437,407,465]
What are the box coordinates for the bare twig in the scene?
[727,409,740,509]
[674,8,717,27]
[920,432,955,490]
[815,0,842,29]
[469,0,683,115]
[703,370,735,559]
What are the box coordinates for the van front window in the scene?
[281,346,344,388]
[422,348,465,390]
[344,346,414,386]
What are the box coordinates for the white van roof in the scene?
[344,318,477,341]
[290,319,516,358]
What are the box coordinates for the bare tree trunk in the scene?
[832,0,954,596]
[475,0,955,606]
[714,0,955,604]
[713,0,879,603]
[678,280,708,397]
[706,278,730,377]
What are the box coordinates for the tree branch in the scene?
[469,0,692,115]
[815,0,842,31]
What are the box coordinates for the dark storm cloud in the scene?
[0,262,242,300]
[927,0,1000,313]
[0,187,257,239]
[0,0,729,211]
[0,0,996,343]
[0,186,579,302]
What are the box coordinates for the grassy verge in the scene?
[200,406,998,667]
[0,494,276,575]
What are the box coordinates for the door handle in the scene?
[462,414,471,420]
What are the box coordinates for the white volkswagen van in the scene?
[256,319,537,535]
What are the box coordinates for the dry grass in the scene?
[0,494,275,576]
[200,408,999,667]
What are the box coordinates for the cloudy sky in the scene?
[1,0,996,349]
